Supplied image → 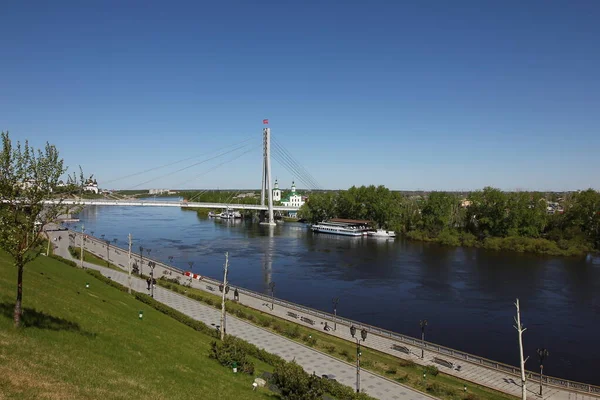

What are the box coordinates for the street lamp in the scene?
[419,320,428,359]
[269,282,275,310]
[148,261,156,298]
[105,240,110,268]
[139,246,144,276]
[537,348,549,396]
[350,325,368,393]
[332,297,340,331]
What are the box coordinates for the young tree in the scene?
[0,131,73,327]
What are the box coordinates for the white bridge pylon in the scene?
[260,125,276,225]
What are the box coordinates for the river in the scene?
[72,198,600,385]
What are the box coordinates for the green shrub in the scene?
[284,324,301,339]
[302,334,317,347]
[437,229,461,246]
[339,349,350,358]
[271,361,324,400]
[324,344,336,354]
[385,367,397,375]
[209,336,255,375]
[395,373,409,383]
[423,365,439,377]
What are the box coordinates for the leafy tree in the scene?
[466,187,509,238]
[298,192,337,223]
[271,361,324,400]
[420,192,458,236]
[0,132,75,327]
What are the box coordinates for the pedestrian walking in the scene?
[146,278,151,290]
[152,278,157,288]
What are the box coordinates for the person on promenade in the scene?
[146,278,151,290]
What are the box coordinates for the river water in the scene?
[73,198,600,385]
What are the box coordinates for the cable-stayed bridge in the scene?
[43,198,300,212]
[68,125,318,223]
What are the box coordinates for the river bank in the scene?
[405,230,593,257]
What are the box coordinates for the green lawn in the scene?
[68,246,124,273]
[158,279,517,400]
[0,252,276,400]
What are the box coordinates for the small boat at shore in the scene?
[311,220,370,236]
[367,229,396,238]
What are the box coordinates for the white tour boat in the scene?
[311,221,368,236]
[367,229,396,238]
[219,209,242,219]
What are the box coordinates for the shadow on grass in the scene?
[0,302,96,338]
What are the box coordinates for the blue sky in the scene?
[1,1,599,191]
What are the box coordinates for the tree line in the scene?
[298,185,600,256]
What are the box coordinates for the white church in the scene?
[273,180,305,216]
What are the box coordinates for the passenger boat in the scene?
[219,209,242,219]
[367,229,396,238]
[311,220,369,236]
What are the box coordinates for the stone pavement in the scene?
[55,229,600,400]
[51,230,433,400]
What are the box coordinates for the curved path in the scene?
[50,230,432,400]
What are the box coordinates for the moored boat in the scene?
[311,219,371,236]
[367,229,396,238]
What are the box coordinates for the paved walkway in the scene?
[51,230,433,400]
[56,230,600,400]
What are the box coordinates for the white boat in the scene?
[208,211,218,218]
[311,221,366,236]
[219,209,242,219]
[367,229,396,238]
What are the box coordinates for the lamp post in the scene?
[332,297,339,331]
[105,240,110,268]
[139,246,144,276]
[148,261,156,298]
[269,282,275,310]
[419,320,428,359]
[537,348,549,396]
[350,325,368,393]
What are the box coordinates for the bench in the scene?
[206,285,215,291]
[300,317,315,325]
[287,312,299,319]
[391,344,411,354]
[433,357,454,369]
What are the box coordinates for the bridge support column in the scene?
[260,125,276,226]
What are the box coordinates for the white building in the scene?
[279,181,306,213]
[272,180,281,202]
[83,178,99,194]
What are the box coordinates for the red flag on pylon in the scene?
[263,119,269,124]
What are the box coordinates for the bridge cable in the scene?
[271,144,320,190]
[125,142,255,190]
[271,137,322,189]
[104,136,256,185]
[271,149,316,191]
[170,144,261,192]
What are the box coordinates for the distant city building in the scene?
[149,189,170,195]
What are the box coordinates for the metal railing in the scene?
[68,230,600,396]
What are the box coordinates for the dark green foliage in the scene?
[423,365,439,377]
[270,361,324,400]
[298,184,600,255]
[209,336,255,375]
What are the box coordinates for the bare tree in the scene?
[0,131,77,327]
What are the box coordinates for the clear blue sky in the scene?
[1,1,599,191]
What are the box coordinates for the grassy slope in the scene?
[158,280,516,400]
[0,252,275,400]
